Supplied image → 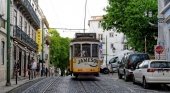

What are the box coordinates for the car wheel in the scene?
[133,75,136,84]
[143,78,149,89]
[118,72,122,79]
[103,68,109,74]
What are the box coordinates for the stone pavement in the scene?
[0,76,42,93]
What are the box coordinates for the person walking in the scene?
[45,67,48,77]
[31,59,37,79]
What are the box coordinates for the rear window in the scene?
[150,61,170,68]
[130,54,149,63]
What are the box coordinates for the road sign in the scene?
[155,45,164,54]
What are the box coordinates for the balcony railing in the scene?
[14,0,40,29]
[13,26,37,50]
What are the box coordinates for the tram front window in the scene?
[82,44,91,57]
[74,44,81,57]
[92,44,98,57]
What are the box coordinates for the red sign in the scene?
[155,45,164,54]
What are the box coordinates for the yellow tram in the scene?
[69,33,101,77]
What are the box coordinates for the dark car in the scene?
[117,53,150,81]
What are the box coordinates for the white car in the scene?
[133,60,170,89]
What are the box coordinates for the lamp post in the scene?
[6,0,11,86]
[41,19,44,77]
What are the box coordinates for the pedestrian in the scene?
[27,62,32,80]
[31,59,37,79]
[45,67,48,77]
[36,63,40,77]
[14,60,20,84]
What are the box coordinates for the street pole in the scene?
[145,35,147,53]
[6,0,11,86]
[106,35,108,67]
[41,19,44,77]
[83,0,87,33]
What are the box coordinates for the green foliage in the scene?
[102,0,157,54]
[49,29,71,75]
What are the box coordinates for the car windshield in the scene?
[130,54,149,63]
[150,61,170,68]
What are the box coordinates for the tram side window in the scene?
[74,44,81,57]
[71,46,73,57]
[92,44,98,57]
[82,44,91,57]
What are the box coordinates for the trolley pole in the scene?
[6,0,11,86]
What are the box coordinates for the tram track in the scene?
[41,77,61,93]
[78,78,108,93]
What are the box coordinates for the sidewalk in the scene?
[0,76,41,93]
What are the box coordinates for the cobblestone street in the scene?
[8,74,170,93]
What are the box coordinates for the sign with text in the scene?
[36,29,42,52]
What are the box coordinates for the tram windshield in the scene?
[82,44,91,57]
[92,44,98,57]
[73,43,99,57]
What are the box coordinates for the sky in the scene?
[39,0,108,38]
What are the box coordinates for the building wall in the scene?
[0,0,7,81]
[158,0,170,60]
[88,16,126,65]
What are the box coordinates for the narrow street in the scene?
[8,74,170,93]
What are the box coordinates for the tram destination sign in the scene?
[76,33,96,39]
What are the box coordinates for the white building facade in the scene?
[158,0,170,60]
[88,16,127,65]
[0,0,7,81]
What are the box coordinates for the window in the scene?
[13,10,17,26]
[98,22,101,28]
[150,61,170,68]
[109,33,114,37]
[0,18,5,28]
[19,16,22,29]
[24,21,27,33]
[92,44,98,57]
[82,44,91,57]
[1,41,4,65]
[164,0,170,6]
[28,25,30,37]
[98,34,103,41]
[74,44,81,57]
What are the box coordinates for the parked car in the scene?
[133,60,170,89]
[117,53,150,81]
[108,56,119,73]
[100,64,110,74]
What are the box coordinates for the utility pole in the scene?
[83,0,87,33]
[106,35,108,67]
[6,0,11,86]
[41,19,44,77]
[145,35,147,53]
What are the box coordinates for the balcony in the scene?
[14,0,40,29]
[13,26,37,50]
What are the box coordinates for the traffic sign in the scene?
[155,45,164,54]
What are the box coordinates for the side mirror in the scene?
[136,65,139,69]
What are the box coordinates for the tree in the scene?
[101,0,157,54]
[49,29,71,76]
